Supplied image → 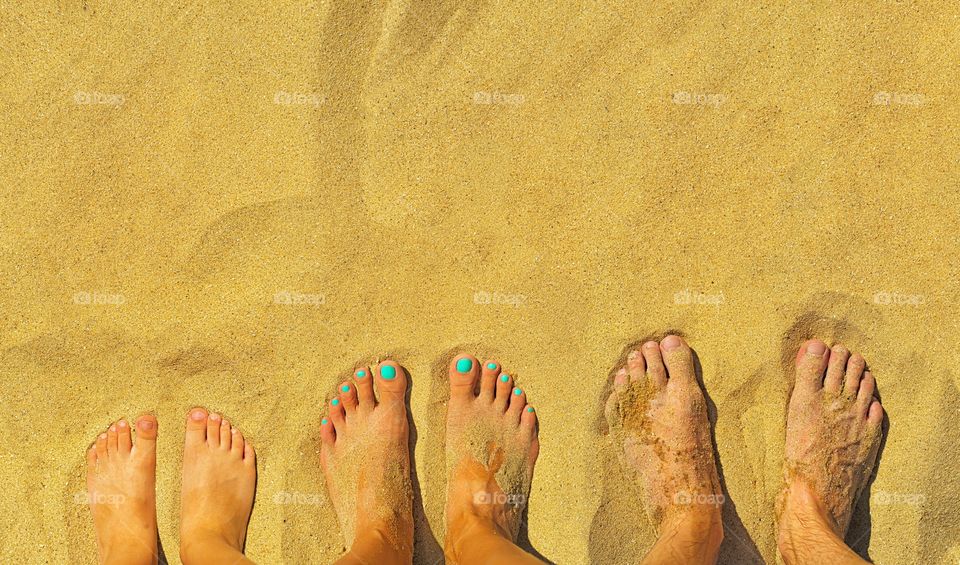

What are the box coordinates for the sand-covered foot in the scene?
[320,361,414,560]
[86,416,159,565]
[778,340,884,557]
[179,408,256,564]
[443,355,539,553]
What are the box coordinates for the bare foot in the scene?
[443,355,539,560]
[86,416,159,565]
[320,361,413,562]
[604,335,723,563]
[777,340,884,564]
[179,408,257,564]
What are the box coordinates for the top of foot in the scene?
[320,361,414,556]
[444,355,539,547]
[779,340,884,537]
[604,335,723,530]
[86,416,159,565]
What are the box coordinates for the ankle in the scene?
[777,482,848,564]
[179,530,242,565]
[444,509,510,562]
[658,507,724,556]
[348,524,413,564]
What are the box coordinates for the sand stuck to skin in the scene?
[2,2,959,564]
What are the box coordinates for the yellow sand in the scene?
[1,2,958,563]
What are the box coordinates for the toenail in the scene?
[644,341,658,349]
[526,406,535,413]
[627,350,640,361]
[210,413,221,421]
[486,362,497,370]
[321,418,329,425]
[117,420,127,428]
[190,409,206,421]
[99,434,107,440]
[138,419,155,431]
[806,341,827,356]
[356,369,366,378]
[331,398,340,406]
[456,358,473,373]
[500,374,509,382]
[109,425,116,432]
[341,385,350,392]
[513,387,522,396]
[661,335,682,350]
[380,365,397,380]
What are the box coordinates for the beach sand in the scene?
[1,1,958,563]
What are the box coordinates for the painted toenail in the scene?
[331,398,340,406]
[356,370,366,378]
[500,374,509,382]
[381,365,397,380]
[341,385,350,392]
[806,341,827,356]
[190,409,206,421]
[487,362,497,370]
[513,387,522,395]
[138,419,155,430]
[321,418,329,425]
[661,335,682,350]
[456,358,473,373]
[526,406,535,413]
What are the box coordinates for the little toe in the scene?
[86,446,98,472]
[494,371,514,411]
[659,335,696,387]
[506,387,527,423]
[795,339,830,392]
[230,427,245,459]
[117,419,132,454]
[185,408,208,446]
[449,355,480,401]
[320,417,336,447]
[868,399,884,427]
[824,344,849,394]
[329,397,346,432]
[244,441,256,467]
[207,413,222,448]
[642,341,667,386]
[339,382,359,415]
[520,405,538,438]
[354,366,375,409]
[614,367,628,391]
[479,360,501,400]
[843,352,866,398]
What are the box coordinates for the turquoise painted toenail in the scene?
[381,365,397,380]
[526,407,534,413]
[500,374,509,382]
[487,363,497,370]
[331,398,340,406]
[357,370,366,378]
[513,387,522,395]
[456,358,472,373]
[341,385,350,392]
[322,418,329,425]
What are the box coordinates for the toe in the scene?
[107,423,119,456]
[449,355,480,401]
[320,417,336,447]
[844,352,866,398]
[86,446,98,472]
[95,433,108,458]
[329,397,346,432]
[626,349,646,383]
[506,386,526,423]
[207,413,222,447]
[117,420,132,454]
[134,415,158,452]
[243,441,256,467]
[795,339,829,392]
[642,341,667,386]
[339,382,359,416]
[494,371,514,411]
[824,344,849,394]
[868,399,884,427]
[857,371,876,417]
[185,408,208,446]
[375,360,407,406]
[520,405,538,437]
[659,335,696,386]
[219,419,232,450]
[479,360,501,400]
[354,366,375,409]
[613,367,628,391]
[230,427,245,459]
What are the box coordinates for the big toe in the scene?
[795,339,829,392]
[133,415,158,458]
[449,354,480,402]
[185,408,209,446]
[375,360,408,403]
[659,335,697,386]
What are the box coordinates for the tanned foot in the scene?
[443,355,540,562]
[604,335,724,564]
[179,408,257,565]
[777,340,884,565]
[320,361,414,564]
[86,416,159,565]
